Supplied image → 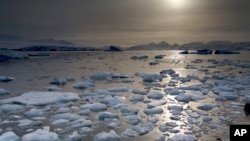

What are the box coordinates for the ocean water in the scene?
[1,50,250,140]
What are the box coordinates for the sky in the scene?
[1,0,250,47]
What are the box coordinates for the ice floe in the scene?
[94,130,120,141]
[72,79,95,89]
[107,86,130,92]
[144,108,163,115]
[0,76,15,82]
[131,123,154,135]
[98,112,119,120]
[0,88,9,96]
[80,102,107,112]
[124,115,141,125]
[121,129,138,137]
[0,91,79,105]
[22,127,58,141]
[101,96,125,107]
[0,131,19,141]
[168,134,196,141]
[0,104,24,113]
[130,95,144,102]
[197,103,219,111]
[147,100,166,108]
[120,107,139,116]
[147,91,163,99]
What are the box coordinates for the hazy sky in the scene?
[1,0,250,47]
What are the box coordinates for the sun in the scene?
[166,0,186,8]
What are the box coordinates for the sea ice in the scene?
[130,95,144,102]
[0,104,24,113]
[147,92,163,99]
[106,119,121,129]
[101,96,125,107]
[94,130,120,141]
[168,134,196,141]
[0,76,15,82]
[144,108,163,115]
[219,91,239,100]
[147,100,166,108]
[124,115,141,125]
[24,108,44,118]
[80,102,107,112]
[132,123,154,135]
[51,119,69,126]
[175,94,190,103]
[50,77,68,85]
[52,113,81,121]
[197,103,219,111]
[121,129,138,137]
[67,118,92,129]
[0,131,19,141]
[164,88,183,95]
[0,88,9,95]
[120,107,139,116]
[72,79,95,89]
[22,128,58,141]
[0,91,80,105]
[98,112,119,120]
[108,86,130,92]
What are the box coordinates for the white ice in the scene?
[0,91,80,105]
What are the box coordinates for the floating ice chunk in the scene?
[125,115,141,125]
[94,130,120,141]
[66,131,81,141]
[52,113,81,121]
[106,119,121,129]
[131,89,147,95]
[144,108,163,115]
[101,96,125,107]
[0,91,79,106]
[175,94,190,103]
[120,107,139,116]
[50,77,68,85]
[148,117,159,124]
[130,55,148,60]
[22,128,58,141]
[17,119,34,130]
[202,116,212,123]
[142,74,164,82]
[0,88,9,95]
[121,129,138,137]
[51,119,69,126]
[160,69,175,75]
[0,131,19,141]
[24,108,44,118]
[147,92,163,99]
[112,73,130,79]
[72,79,95,89]
[0,104,24,113]
[44,85,61,91]
[179,85,201,91]
[68,118,92,129]
[0,76,15,82]
[168,134,196,141]
[159,123,179,133]
[164,88,183,95]
[78,109,91,116]
[132,123,154,135]
[98,112,119,120]
[130,95,144,102]
[188,112,200,118]
[197,103,219,111]
[56,107,70,113]
[108,86,130,92]
[185,91,205,101]
[83,90,115,98]
[147,100,166,108]
[90,72,113,80]
[219,91,239,100]
[243,96,250,103]
[79,127,92,134]
[80,102,107,112]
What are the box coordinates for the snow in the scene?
[0,91,79,106]
[168,134,196,141]
[144,108,163,115]
[22,127,58,141]
[72,79,95,89]
[0,131,19,141]
[131,123,154,135]
[94,130,120,141]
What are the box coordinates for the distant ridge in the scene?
[126,41,250,50]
